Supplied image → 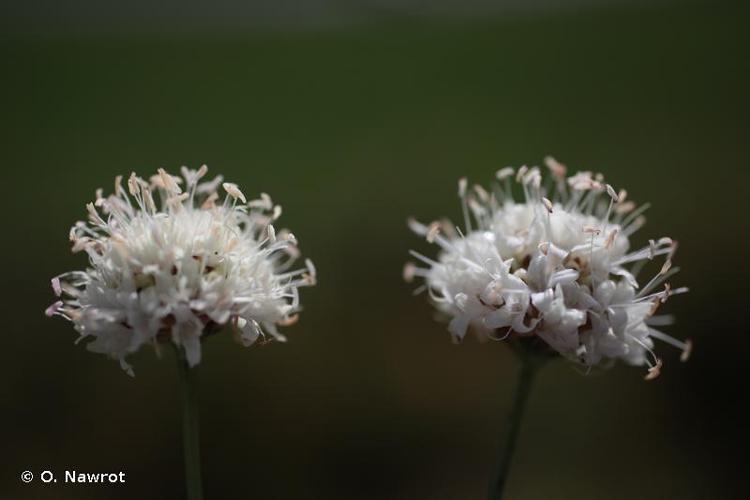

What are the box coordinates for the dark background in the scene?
[1,1,748,499]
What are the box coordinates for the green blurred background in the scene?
[1,1,747,498]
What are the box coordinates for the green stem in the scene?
[176,350,204,500]
[488,354,537,500]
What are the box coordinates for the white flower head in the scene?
[47,166,316,376]
[406,157,690,379]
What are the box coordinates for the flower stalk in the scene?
[177,348,203,500]
[488,351,538,500]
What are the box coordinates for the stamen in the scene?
[473,184,490,203]
[525,168,542,190]
[45,300,63,317]
[128,172,140,196]
[458,177,472,233]
[645,314,674,326]
[158,168,182,194]
[143,188,157,214]
[541,197,553,213]
[515,165,528,182]
[278,314,299,327]
[201,192,219,209]
[644,359,663,381]
[620,202,650,229]
[636,286,688,304]
[614,200,636,215]
[409,250,439,267]
[114,175,124,197]
[305,259,317,282]
[496,167,515,180]
[648,328,689,352]
[272,205,282,220]
[488,328,513,342]
[604,229,618,249]
[648,298,661,316]
[196,164,208,180]
[94,188,105,207]
[638,264,679,299]
[248,192,272,210]
[661,282,671,303]
[223,182,247,203]
[605,184,619,201]
[167,193,189,209]
[680,339,693,362]
[426,221,441,243]
[86,203,106,227]
[544,156,566,179]
[660,259,672,275]
[403,262,417,282]
[458,177,468,197]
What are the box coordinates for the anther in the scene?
[45,301,63,317]
[158,168,182,194]
[278,314,299,327]
[458,177,468,197]
[128,172,140,196]
[222,183,247,203]
[496,167,514,180]
[51,277,62,296]
[426,221,441,243]
[403,262,417,282]
[544,156,567,179]
[644,359,663,381]
[606,184,619,201]
[604,229,618,249]
[680,340,693,362]
[114,175,123,197]
[542,197,553,213]
[516,165,528,182]
[196,164,209,180]
[473,184,490,202]
[660,283,671,303]
[660,260,672,275]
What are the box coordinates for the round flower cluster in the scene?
[46,166,316,375]
[405,158,690,379]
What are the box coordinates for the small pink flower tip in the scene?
[51,277,62,296]
[644,359,663,381]
[45,301,63,317]
[680,339,693,362]
[277,314,299,327]
[403,262,416,283]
